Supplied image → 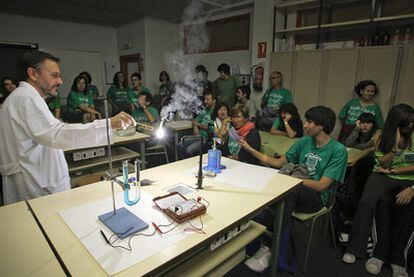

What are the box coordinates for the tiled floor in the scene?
[225,221,413,277]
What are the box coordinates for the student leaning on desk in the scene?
[0,50,136,205]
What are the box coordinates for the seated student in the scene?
[130,72,151,96]
[177,90,216,159]
[235,85,256,120]
[342,112,377,150]
[240,106,347,272]
[221,105,261,165]
[79,71,99,103]
[270,102,303,138]
[66,76,101,123]
[343,104,414,277]
[260,71,293,131]
[0,76,17,106]
[338,80,383,142]
[106,71,131,114]
[194,65,212,100]
[45,91,61,120]
[211,102,231,144]
[130,92,159,124]
[364,191,414,277]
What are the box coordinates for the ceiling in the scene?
[0,0,254,27]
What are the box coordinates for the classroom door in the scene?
[120,54,141,87]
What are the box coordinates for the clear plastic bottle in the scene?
[404,28,411,44]
[391,29,401,45]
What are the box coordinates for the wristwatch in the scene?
[284,121,289,125]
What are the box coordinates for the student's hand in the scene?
[284,113,292,122]
[239,139,253,152]
[90,113,97,121]
[377,166,391,174]
[228,155,239,160]
[395,187,414,206]
[192,119,197,127]
[110,112,136,130]
[223,117,231,124]
[138,96,146,107]
[395,127,401,150]
[347,156,358,167]
[355,120,361,129]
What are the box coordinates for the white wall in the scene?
[0,12,118,96]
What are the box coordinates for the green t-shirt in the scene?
[106,85,132,112]
[262,88,293,109]
[286,136,348,205]
[374,133,414,180]
[339,98,383,128]
[132,106,159,123]
[45,92,61,116]
[159,82,173,96]
[272,117,282,129]
[129,87,152,108]
[228,136,241,156]
[195,107,214,138]
[66,91,94,113]
[87,85,99,99]
[212,75,241,107]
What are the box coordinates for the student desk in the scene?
[0,201,65,277]
[27,157,301,276]
[260,131,297,157]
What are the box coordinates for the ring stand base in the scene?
[98,207,148,239]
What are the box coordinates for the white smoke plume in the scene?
[161,0,209,121]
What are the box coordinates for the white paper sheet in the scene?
[165,120,192,129]
[59,191,197,275]
[188,158,279,192]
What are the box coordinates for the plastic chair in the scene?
[291,182,338,273]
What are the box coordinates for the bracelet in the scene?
[390,168,396,174]
[284,121,289,125]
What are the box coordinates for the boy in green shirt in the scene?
[241,106,347,272]
[212,63,241,108]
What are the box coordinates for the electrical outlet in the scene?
[73,152,83,161]
[222,231,232,244]
[210,236,223,251]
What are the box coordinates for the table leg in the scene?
[269,200,285,277]
[174,132,179,161]
[140,141,146,169]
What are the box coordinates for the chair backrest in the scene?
[326,181,339,210]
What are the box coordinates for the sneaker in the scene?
[342,252,356,264]
[365,257,384,274]
[244,245,271,272]
[391,264,409,277]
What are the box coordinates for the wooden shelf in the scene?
[67,146,139,173]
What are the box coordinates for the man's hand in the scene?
[110,112,136,130]
[395,187,414,206]
[377,166,391,174]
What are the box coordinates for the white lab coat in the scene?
[0,82,112,205]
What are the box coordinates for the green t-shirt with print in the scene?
[129,87,152,107]
[45,92,61,116]
[272,117,282,129]
[159,82,173,96]
[262,88,293,109]
[212,75,241,107]
[374,133,414,181]
[195,107,214,138]
[286,136,348,205]
[339,98,383,128]
[66,91,94,113]
[106,85,132,112]
[132,106,159,123]
[228,136,241,156]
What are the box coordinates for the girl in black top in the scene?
[270,103,303,138]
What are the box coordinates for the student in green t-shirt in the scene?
[343,104,414,277]
[45,91,61,120]
[270,102,303,138]
[338,80,383,142]
[177,90,216,159]
[260,71,293,131]
[66,75,101,123]
[106,71,131,114]
[130,92,159,125]
[79,71,99,101]
[241,106,347,272]
[212,63,241,108]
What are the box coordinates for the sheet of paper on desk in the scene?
[188,158,279,192]
[58,191,195,275]
[165,120,192,129]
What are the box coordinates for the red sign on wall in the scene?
[257,42,267,58]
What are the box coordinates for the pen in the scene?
[152,222,163,234]
[100,230,110,244]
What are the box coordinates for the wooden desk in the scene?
[165,120,193,161]
[0,202,65,276]
[28,157,301,276]
[260,131,297,157]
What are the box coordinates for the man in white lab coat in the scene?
[0,50,136,205]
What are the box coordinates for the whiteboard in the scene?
[40,48,104,99]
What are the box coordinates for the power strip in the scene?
[210,221,251,251]
[73,147,105,161]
